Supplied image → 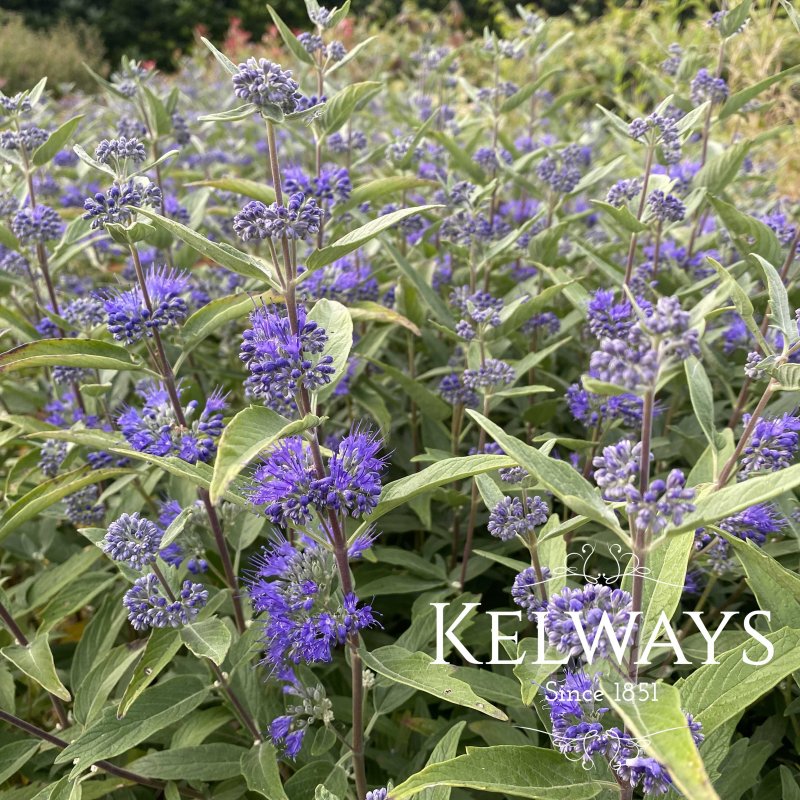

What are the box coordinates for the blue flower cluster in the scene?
[101,265,190,344]
[240,303,335,412]
[546,671,704,794]
[233,194,323,241]
[118,381,228,464]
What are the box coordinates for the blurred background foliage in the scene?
[0,0,797,138]
[0,0,718,80]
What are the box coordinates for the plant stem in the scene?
[623,142,655,286]
[458,391,490,589]
[128,244,246,633]
[0,601,69,729]
[628,388,654,682]
[264,120,368,800]
[717,381,775,488]
[0,709,202,798]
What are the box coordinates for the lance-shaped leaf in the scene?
[1,634,71,701]
[32,115,84,167]
[210,406,321,503]
[185,177,276,204]
[389,745,606,799]
[308,298,353,402]
[305,205,442,271]
[466,411,624,535]
[361,645,508,720]
[0,339,139,374]
[678,627,800,736]
[136,208,278,286]
[599,679,719,800]
[750,254,795,343]
[720,63,800,119]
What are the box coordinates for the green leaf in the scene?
[389,745,604,799]
[136,208,277,285]
[129,744,249,780]
[590,200,647,233]
[381,239,453,324]
[466,411,624,536]
[719,0,751,37]
[750,254,795,342]
[721,534,800,630]
[185,177,276,205]
[720,63,800,118]
[305,205,441,271]
[684,356,716,447]
[117,628,183,717]
[72,144,116,178]
[178,289,278,366]
[347,176,434,207]
[307,298,353,402]
[0,467,130,541]
[678,627,800,736]
[348,301,421,335]
[241,743,290,799]
[364,357,450,421]
[708,196,782,267]
[1,634,71,701]
[670,462,800,534]
[418,721,467,800]
[599,679,718,800]
[32,115,84,167]
[71,597,127,689]
[320,81,382,134]
[200,36,239,75]
[180,617,232,665]
[706,257,767,351]
[142,86,172,137]
[0,741,40,783]
[327,34,375,75]
[361,645,508,720]
[39,572,117,632]
[73,645,143,726]
[500,68,563,114]
[0,339,139,374]
[491,281,580,340]
[210,405,320,503]
[55,676,208,772]
[694,140,751,194]
[199,104,259,123]
[353,453,516,535]
[623,531,694,646]
[267,5,315,65]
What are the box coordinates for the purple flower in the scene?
[38,439,67,478]
[739,413,800,478]
[233,194,322,241]
[64,485,105,525]
[488,495,548,541]
[123,573,208,631]
[628,113,681,164]
[647,189,685,223]
[438,373,478,407]
[690,69,729,106]
[661,43,682,76]
[102,512,163,570]
[544,584,637,659]
[240,303,334,411]
[366,791,388,800]
[300,257,378,304]
[537,144,584,193]
[245,538,377,671]
[512,566,552,620]
[248,437,318,526]
[101,266,190,344]
[325,426,386,518]
[593,440,645,501]
[95,137,147,167]
[586,289,636,340]
[719,503,784,545]
[625,469,696,533]
[0,124,49,152]
[83,179,162,229]
[11,205,62,244]
[232,58,301,113]
[463,358,515,390]
[118,381,227,464]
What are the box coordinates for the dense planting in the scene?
[1,2,800,799]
